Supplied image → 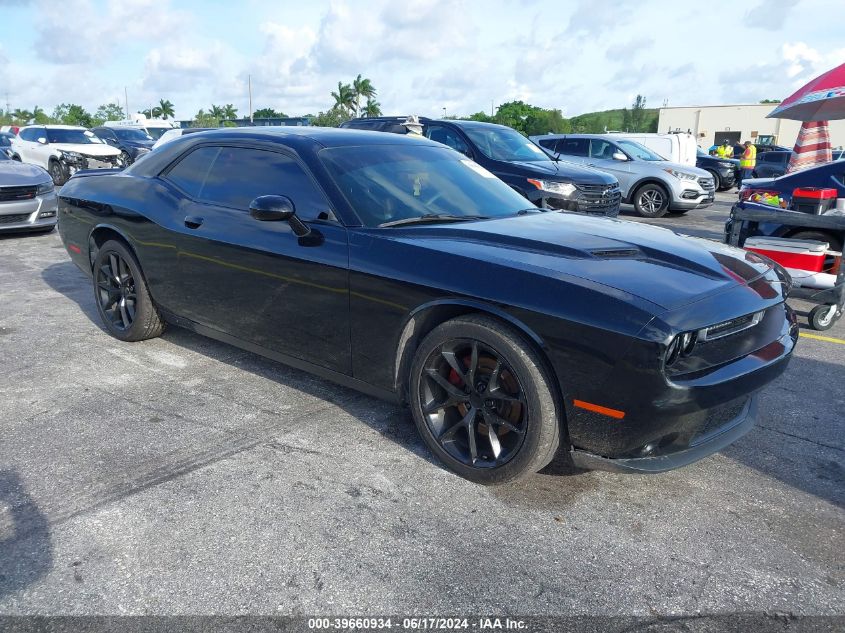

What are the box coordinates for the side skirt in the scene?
[160,310,401,405]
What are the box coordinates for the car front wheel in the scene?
[92,240,165,342]
[409,315,560,484]
[48,159,67,186]
[633,183,669,218]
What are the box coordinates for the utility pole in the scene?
[491,100,494,117]
[442,107,446,118]
[249,74,253,124]
[124,87,129,120]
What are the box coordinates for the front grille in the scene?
[697,176,715,194]
[0,213,31,225]
[700,310,764,341]
[575,183,622,214]
[0,185,37,202]
[690,398,747,446]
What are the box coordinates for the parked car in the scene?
[0,150,58,233]
[151,127,213,150]
[91,125,154,165]
[531,134,715,217]
[0,131,15,159]
[608,132,698,166]
[343,117,622,216]
[696,147,739,191]
[753,151,791,179]
[10,125,124,185]
[57,127,797,483]
[104,117,176,142]
[728,160,845,252]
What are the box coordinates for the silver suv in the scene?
[530,134,715,218]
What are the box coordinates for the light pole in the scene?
[442,107,446,118]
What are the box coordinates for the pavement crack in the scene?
[757,424,845,452]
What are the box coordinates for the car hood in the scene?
[503,159,617,184]
[385,213,775,312]
[51,143,121,157]
[122,139,155,149]
[0,160,51,185]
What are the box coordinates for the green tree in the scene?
[192,108,219,128]
[209,104,225,121]
[92,103,126,126]
[11,108,33,124]
[31,106,51,124]
[362,98,382,118]
[142,106,163,118]
[253,107,287,119]
[330,82,355,117]
[465,111,493,123]
[310,106,350,128]
[222,104,238,120]
[51,103,93,127]
[352,74,376,117]
[492,100,536,133]
[759,99,782,104]
[158,99,175,119]
[523,108,570,136]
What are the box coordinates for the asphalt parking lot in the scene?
[0,192,843,619]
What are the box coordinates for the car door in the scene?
[29,127,52,168]
[94,128,119,149]
[160,144,351,374]
[15,128,38,164]
[424,124,473,159]
[587,139,634,193]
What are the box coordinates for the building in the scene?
[658,104,845,149]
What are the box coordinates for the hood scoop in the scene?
[589,248,642,259]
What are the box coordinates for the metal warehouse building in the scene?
[658,104,845,149]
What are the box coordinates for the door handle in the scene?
[184,215,204,229]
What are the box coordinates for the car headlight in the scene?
[527,179,577,196]
[135,147,150,156]
[664,331,698,368]
[35,180,54,195]
[59,150,82,163]
[663,168,698,181]
[718,161,735,168]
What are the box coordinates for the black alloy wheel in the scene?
[409,315,560,484]
[92,240,165,342]
[420,338,528,468]
[96,251,137,331]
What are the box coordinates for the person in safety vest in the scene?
[739,140,757,181]
[716,140,734,159]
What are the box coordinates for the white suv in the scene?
[11,125,124,185]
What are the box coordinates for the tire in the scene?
[120,150,132,166]
[632,183,670,218]
[11,154,21,162]
[706,170,722,191]
[48,159,67,186]
[408,315,560,484]
[809,305,838,331]
[789,231,843,254]
[92,239,165,342]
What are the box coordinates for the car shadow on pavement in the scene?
[41,260,587,484]
[0,470,53,601]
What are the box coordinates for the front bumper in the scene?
[0,192,59,232]
[571,396,757,473]
[670,175,716,210]
[529,187,622,217]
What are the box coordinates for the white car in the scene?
[151,127,212,150]
[11,125,124,185]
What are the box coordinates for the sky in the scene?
[1,0,844,122]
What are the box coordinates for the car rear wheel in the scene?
[633,183,669,218]
[48,159,67,186]
[409,315,560,484]
[92,240,165,342]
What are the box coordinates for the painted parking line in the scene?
[800,332,845,345]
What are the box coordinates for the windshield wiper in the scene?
[378,214,489,228]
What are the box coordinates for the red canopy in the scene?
[767,62,845,121]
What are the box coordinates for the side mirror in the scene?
[37,137,47,145]
[611,152,627,161]
[249,195,310,237]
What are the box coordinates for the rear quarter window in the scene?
[163,146,220,198]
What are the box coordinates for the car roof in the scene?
[434,119,512,131]
[21,124,87,130]
[175,126,441,148]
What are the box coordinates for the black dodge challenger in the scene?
[57,128,798,484]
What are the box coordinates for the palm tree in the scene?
[223,104,238,121]
[362,98,382,118]
[158,99,175,120]
[330,82,355,117]
[209,104,225,123]
[12,108,32,124]
[352,74,376,118]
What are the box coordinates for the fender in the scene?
[626,176,672,202]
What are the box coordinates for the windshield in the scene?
[462,126,550,162]
[144,127,170,140]
[113,127,153,142]
[46,129,104,145]
[320,145,536,227]
[617,140,664,161]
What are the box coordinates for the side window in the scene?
[555,138,588,157]
[164,146,220,198]
[538,139,556,150]
[589,140,617,160]
[425,126,470,155]
[20,128,36,141]
[199,147,333,221]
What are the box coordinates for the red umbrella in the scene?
[767,62,845,121]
